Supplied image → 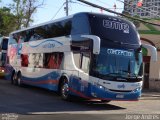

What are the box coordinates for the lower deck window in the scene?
[21,52,63,69]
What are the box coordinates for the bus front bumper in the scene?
[90,85,142,101]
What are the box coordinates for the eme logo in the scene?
[117,84,125,89]
[103,20,130,33]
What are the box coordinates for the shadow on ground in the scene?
[0,79,126,114]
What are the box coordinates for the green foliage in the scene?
[0,7,17,36]
[142,47,148,56]
[138,30,160,34]
[0,0,44,36]
[9,0,44,29]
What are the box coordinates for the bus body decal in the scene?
[28,39,63,48]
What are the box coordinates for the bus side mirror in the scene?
[81,35,100,54]
[141,43,157,62]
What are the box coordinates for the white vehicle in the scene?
[6,12,157,101]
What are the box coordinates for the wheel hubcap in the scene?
[62,83,69,99]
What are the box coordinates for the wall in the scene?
[141,40,160,91]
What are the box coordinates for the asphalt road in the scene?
[0,79,160,120]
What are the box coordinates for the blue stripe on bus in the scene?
[21,71,60,91]
[28,39,63,48]
[21,71,60,81]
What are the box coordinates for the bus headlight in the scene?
[97,84,105,90]
[133,87,141,93]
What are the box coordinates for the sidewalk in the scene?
[141,90,160,98]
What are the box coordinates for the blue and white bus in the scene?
[6,12,157,101]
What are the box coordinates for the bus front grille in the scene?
[109,89,132,93]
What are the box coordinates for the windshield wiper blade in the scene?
[121,70,139,78]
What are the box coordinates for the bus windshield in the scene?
[93,48,143,78]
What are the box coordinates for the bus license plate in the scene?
[116,94,124,98]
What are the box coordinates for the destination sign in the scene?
[107,49,133,57]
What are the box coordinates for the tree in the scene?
[0,7,17,36]
[10,0,44,29]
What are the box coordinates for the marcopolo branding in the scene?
[43,42,55,48]
[103,19,130,33]
[107,49,133,57]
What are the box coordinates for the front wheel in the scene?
[60,80,71,101]
[11,72,17,85]
[17,72,22,86]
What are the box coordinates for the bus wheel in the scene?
[60,79,71,100]
[11,72,17,85]
[17,72,22,86]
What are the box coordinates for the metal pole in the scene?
[66,0,69,16]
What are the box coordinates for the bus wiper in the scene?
[121,70,138,78]
[105,73,122,77]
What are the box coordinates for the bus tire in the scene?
[17,72,22,86]
[60,78,71,101]
[11,72,17,85]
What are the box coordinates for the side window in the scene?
[35,53,43,68]
[21,54,28,67]
[63,20,72,36]
[34,26,47,40]
[1,38,8,50]
[48,19,72,38]
[9,34,18,45]
[24,29,35,42]
[27,53,43,68]
[0,53,6,66]
[81,53,90,73]
[73,52,90,73]
[73,52,81,69]
[21,53,64,69]
[10,19,72,43]
[44,52,63,69]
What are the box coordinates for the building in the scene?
[124,0,160,18]
[138,20,160,91]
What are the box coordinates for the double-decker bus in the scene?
[0,37,8,76]
[6,12,157,101]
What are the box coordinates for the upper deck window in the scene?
[9,19,72,44]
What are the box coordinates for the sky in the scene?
[0,0,124,26]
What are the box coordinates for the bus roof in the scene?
[10,12,134,35]
[10,14,74,35]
